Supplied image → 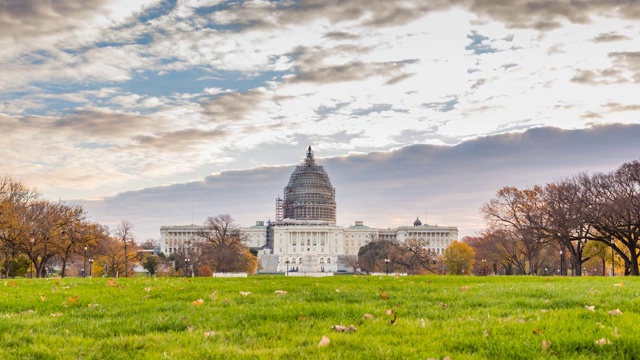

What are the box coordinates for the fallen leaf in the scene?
[204,331,216,337]
[483,330,489,337]
[209,291,217,301]
[40,296,46,302]
[144,287,151,292]
[439,302,448,308]
[274,290,288,295]
[595,338,611,346]
[239,291,251,296]
[192,299,204,306]
[335,289,340,292]
[332,324,357,333]
[51,313,63,317]
[533,328,543,335]
[186,326,194,332]
[6,281,16,287]
[614,282,624,287]
[596,322,604,328]
[51,286,57,292]
[107,279,116,287]
[421,319,426,328]
[542,339,552,351]
[585,305,595,312]
[318,334,330,348]
[363,313,375,319]
[608,309,623,316]
[614,326,619,338]
[87,304,99,308]
[332,325,347,332]
[460,286,469,292]
[385,309,393,316]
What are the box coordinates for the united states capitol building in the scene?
[160,147,458,273]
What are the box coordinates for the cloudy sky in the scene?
[2,0,639,241]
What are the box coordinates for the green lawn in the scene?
[1,275,638,359]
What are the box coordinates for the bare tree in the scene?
[198,214,256,273]
[115,220,136,277]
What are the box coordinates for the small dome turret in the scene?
[413,217,422,226]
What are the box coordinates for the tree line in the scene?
[0,175,256,278]
[474,159,640,276]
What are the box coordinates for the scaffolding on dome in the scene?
[276,146,336,225]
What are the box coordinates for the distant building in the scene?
[159,147,458,272]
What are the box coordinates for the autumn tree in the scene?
[0,175,39,277]
[481,186,549,275]
[442,240,475,275]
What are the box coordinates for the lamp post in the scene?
[83,246,87,278]
[559,250,563,276]
[482,259,487,276]
[285,259,290,276]
[544,267,548,276]
[184,258,190,277]
[30,238,35,279]
[88,259,93,278]
[384,258,390,275]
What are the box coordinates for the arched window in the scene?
[319,258,325,264]
[299,258,303,264]
[327,258,331,264]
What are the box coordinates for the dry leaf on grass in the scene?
[332,324,357,333]
[5,281,16,287]
[107,279,117,287]
[318,334,330,348]
[204,331,216,337]
[483,330,489,337]
[533,328,543,335]
[614,282,624,287]
[421,319,426,328]
[541,339,552,351]
[87,304,99,308]
[239,291,251,296]
[192,299,204,306]
[460,286,469,292]
[363,313,375,319]
[144,287,151,292]
[385,309,393,316]
[209,291,217,301]
[595,338,611,346]
[40,296,46,302]
[585,305,595,312]
[51,312,63,317]
[608,309,623,316]
[274,290,288,295]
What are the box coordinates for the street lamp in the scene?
[285,259,290,276]
[83,246,88,278]
[482,259,487,276]
[184,258,190,277]
[544,267,548,276]
[384,258,390,275]
[88,259,93,278]
[30,238,35,279]
[559,250,563,276]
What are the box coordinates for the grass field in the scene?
[1,275,638,359]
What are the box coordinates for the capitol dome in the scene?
[280,146,336,225]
